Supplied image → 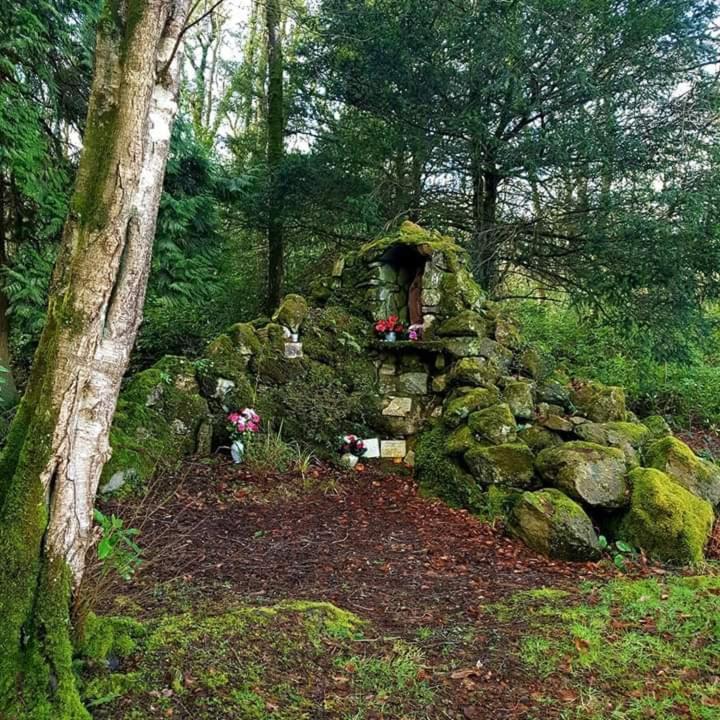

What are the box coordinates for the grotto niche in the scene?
[101,222,720,565]
[374,243,426,326]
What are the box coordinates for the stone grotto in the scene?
[101,222,720,565]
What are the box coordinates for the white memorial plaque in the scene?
[363,438,380,459]
[381,440,407,458]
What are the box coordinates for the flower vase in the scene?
[384,331,397,342]
[231,438,245,464]
[341,453,359,469]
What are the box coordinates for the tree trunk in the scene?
[0,175,18,409]
[265,0,284,312]
[0,1,191,716]
[471,152,500,291]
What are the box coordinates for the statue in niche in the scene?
[408,267,424,326]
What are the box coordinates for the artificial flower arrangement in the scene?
[227,408,261,464]
[374,315,404,341]
[339,434,367,468]
[407,324,424,341]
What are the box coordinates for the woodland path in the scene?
[94,459,635,718]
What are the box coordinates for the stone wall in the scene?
[102,222,720,565]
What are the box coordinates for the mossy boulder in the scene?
[493,315,522,350]
[468,403,517,444]
[570,380,626,423]
[645,437,720,506]
[448,357,500,387]
[436,311,487,338]
[443,386,500,428]
[518,345,555,381]
[272,294,309,332]
[508,489,602,561]
[102,357,210,494]
[536,380,572,410]
[415,424,484,511]
[642,415,673,442]
[445,424,475,455]
[503,380,534,421]
[438,268,484,316]
[465,443,535,488]
[536,441,629,509]
[518,425,563,453]
[619,468,714,564]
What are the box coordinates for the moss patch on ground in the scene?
[488,575,720,719]
[81,601,434,720]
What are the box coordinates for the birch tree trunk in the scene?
[0,1,191,716]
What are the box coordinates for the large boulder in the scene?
[641,415,672,442]
[508,489,602,561]
[536,441,629,509]
[272,294,309,333]
[468,403,517,444]
[503,380,535,421]
[465,443,535,488]
[102,357,210,494]
[448,357,500,387]
[570,380,626,423]
[619,468,714,564]
[443,386,500,428]
[436,310,487,337]
[644,437,720,506]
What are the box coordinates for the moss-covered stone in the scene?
[493,315,522,350]
[536,441,629,509]
[645,437,720,506]
[443,386,500,428]
[536,380,572,409]
[448,357,500,388]
[438,268,484,317]
[517,345,555,381]
[464,443,535,488]
[508,489,601,561]
[102,357,210,493]
[468,403,517,444]
[436,311,487,338]
[272,294,309,332]
[445,424,475,455]
[503,380,535,421]
[414,424,484,512]
[518,425,563,453]
[570,380,626,423]
[619,468,714,564]
[642,414,673,442]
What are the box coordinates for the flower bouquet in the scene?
[227,408,261,464]
[374,315,404,342]
[339,434,367,468]
[407,324,424,341]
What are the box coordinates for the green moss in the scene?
[503,379,535,420]
[468,403,517,444]
[603,421,650,448]
[517,425,562,453]
[78,614,144,665]
[101,358,209,493]
[445,424,474,455]
[509,489,601,561]
[359,221,464,265]
[438,268,483,316]
[645,436,720,506]
[448,357,501,387]
[641,414,672,441]
[272,294,309,332]
[436,310,487,338]
[81,602,430,720]
[619,468,714,564]
[443,386,500,428]
[414,424,484,512]
[464,443,535,488]
[570,380,626,423]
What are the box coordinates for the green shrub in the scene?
[511,301,720,427]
